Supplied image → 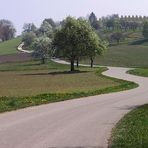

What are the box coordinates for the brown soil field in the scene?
[0,53,32,63]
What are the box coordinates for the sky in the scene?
[0,0,148,35]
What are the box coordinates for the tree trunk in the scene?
[91,58,94,68]
[41,58,45,64]
[71,60,75,71]
[76,59,79,68]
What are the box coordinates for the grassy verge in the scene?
[109,104,148,148]
[0,67,138,113]
[0,37,21,55]
[128,68,148,77]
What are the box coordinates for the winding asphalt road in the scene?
[0,62,148,148]
[17,42,33,53]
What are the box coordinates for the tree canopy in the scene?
[22,31,36,47]
[38,20,53,38]
[143,22,148,39]
[110,32,125,44]
[53,17,106,71]
[23,23,37,33]
[43,18,56,28]
[32,37,52,64]
[0,19,16,41]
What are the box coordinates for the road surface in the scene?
[17,42,33,53]
[0,67,148,148]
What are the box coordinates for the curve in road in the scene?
[17,42,33,53]
[0,62,148,148]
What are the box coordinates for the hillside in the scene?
[81,31,148,68]
[81,44,148,68]
[0,37,21,55]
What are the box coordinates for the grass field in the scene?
[81,45,148,68]
[0,68,120,97]
[0,60,128,97]
[92,32,148,68]
[0,37,21,55]
[131,38,148,46]
[109,104,148,148]
[0,60,68,72]
[102,31,144,45]
[128,68,148,77]
[0,60,137,112]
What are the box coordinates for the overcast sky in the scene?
[0,0,148,35]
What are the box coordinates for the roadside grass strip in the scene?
[109,104,148,148]
[128,68,148,77]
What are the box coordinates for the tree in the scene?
[89,12,100,30]
[39,21,53,38]
[143,22,148,38]
[105,19,115,30]
[86,38,107,68]
[89,12,97,24]
[22,32,36,47]
[91,20,101,30]
[53,17,106,71]
[0,19,16,41]
[43,18,56,28]
[23,23,37,33]
[31,37,52,64]
[110,32,125,44]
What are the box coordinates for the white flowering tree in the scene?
[31,37,52,64]
[39,21,53,38]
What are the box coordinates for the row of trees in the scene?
[53,17,107,71]
[143,22,148,39]
[89,13,148,32]
[22,14,148,70]
[22,13,148,37]
[22,19,54,47]
[1,12,148,42]
[88,12,148,44]
[22,17,107,71]
[108,21,148,44]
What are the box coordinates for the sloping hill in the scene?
[81,44,148,68]
[130,39,148,46]
[0,37,32,63]
[0,37,21,55]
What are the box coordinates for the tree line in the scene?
[1,12,148,43]
[21,17,107,71]
[89,13,148,32]
[1,13,148,71]
[88,13,148,44]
